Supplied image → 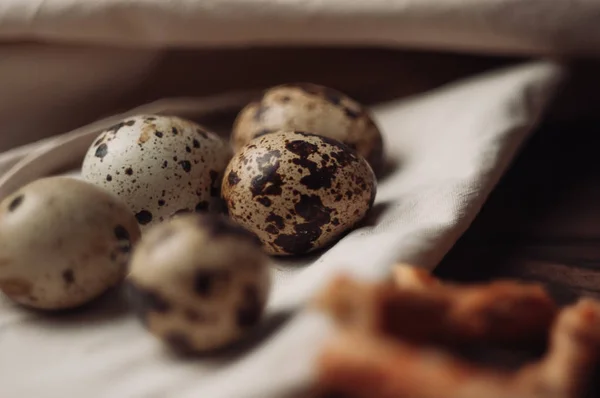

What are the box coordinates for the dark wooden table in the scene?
[436,117,600,300]
[434,117,600,397]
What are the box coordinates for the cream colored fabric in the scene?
[1,0,600,55]
[0,0,589,397]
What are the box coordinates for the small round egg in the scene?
[232,83,385,176]
[81,115,232,230]
[126,213,271,354]
[0,176,141,310]
[222,130,376,256]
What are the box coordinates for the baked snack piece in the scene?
[314,266,558,346]
[313,264,600,398]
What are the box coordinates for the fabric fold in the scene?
[1,0,599,55]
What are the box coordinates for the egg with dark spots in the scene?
[232,83,385,176]
[81,115,231,231]
[222,130,376,256]
[126,213,271,354]
[0,177,141,310]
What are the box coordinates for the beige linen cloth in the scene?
[0,1,598,397]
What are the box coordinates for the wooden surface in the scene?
[435,117,600,302]
[434,117,600,397]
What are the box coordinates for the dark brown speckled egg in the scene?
[231,83,385,176]
[222,130,376,256]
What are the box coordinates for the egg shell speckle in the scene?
[222,130,377,256]
[126,213,271,354]
[0,176,141,310]
[232,83,384,176]
[81,115,232,230]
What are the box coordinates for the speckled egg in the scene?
[126,213,271,354]
[232,83,385,176]
[81,115,232,230]
[0,177,141,310]
[222,130,376,256]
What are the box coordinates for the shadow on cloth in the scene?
[14,283,296,362]
[15,285,131,326]
[160,310,295,361]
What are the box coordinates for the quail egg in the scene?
[81,115,231,230]
[232,83,384,176]
[222,130,376,256]
[126,213,271,354]
[0,176,141,310]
